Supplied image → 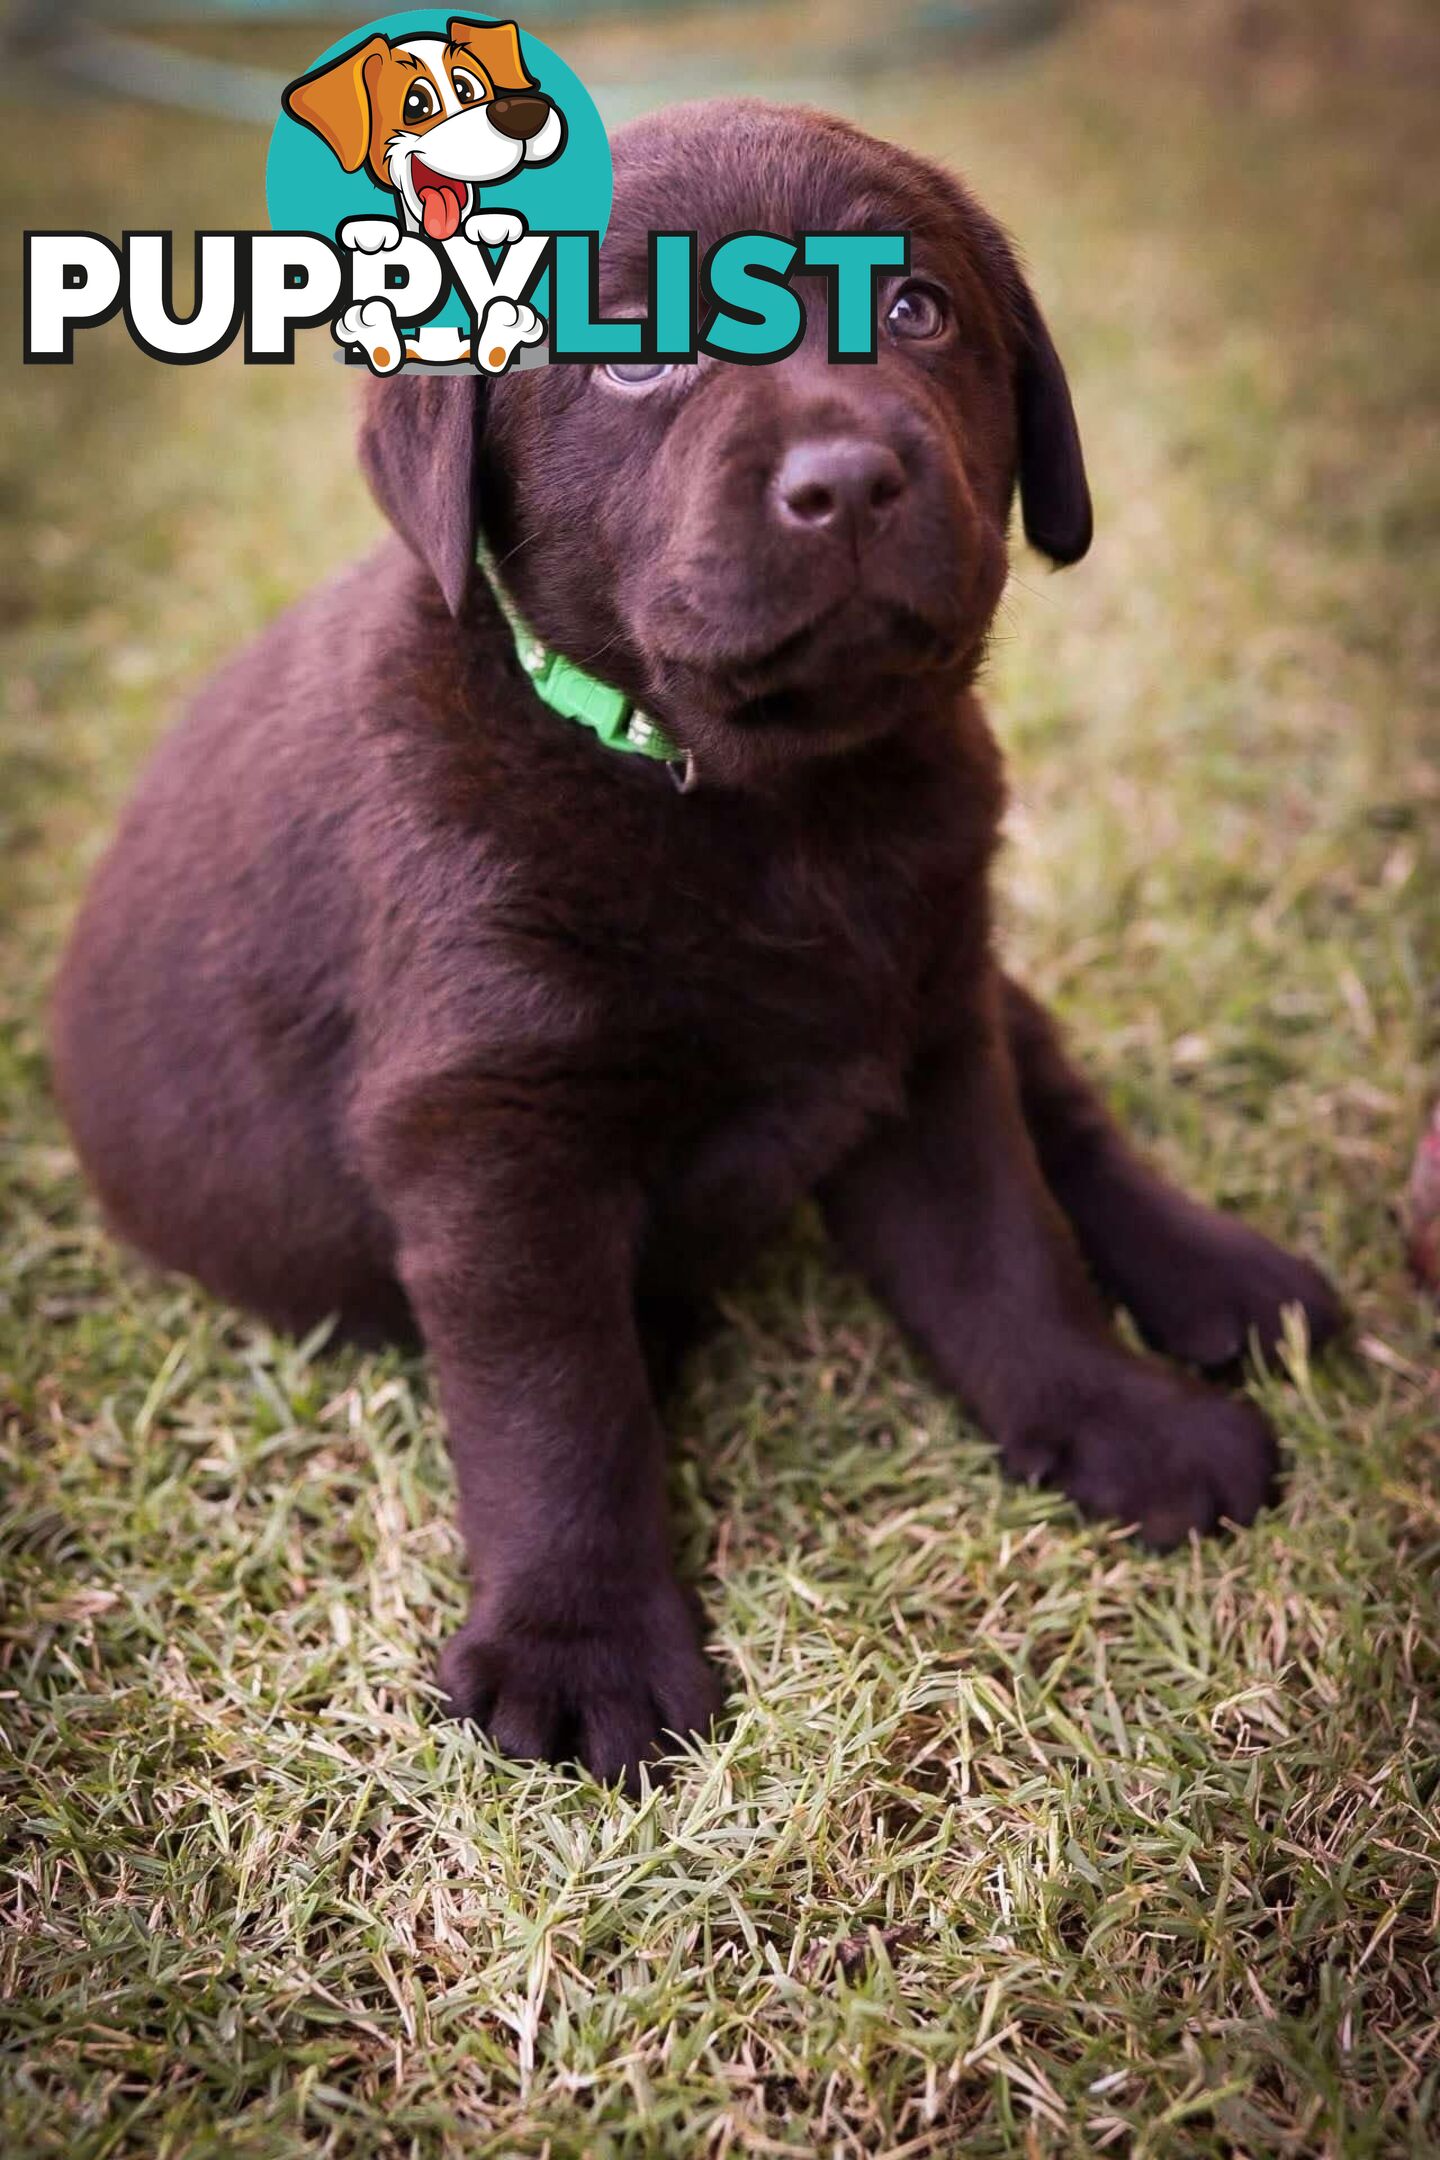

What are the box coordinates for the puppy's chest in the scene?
[627,813,960,1219]
[478,747,985,1208]
[647,813,943,1071]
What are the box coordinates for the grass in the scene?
[2,3,1438,2153]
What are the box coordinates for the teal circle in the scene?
[265,11,611,330]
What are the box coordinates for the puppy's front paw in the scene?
[1125,1214,1344,1375]
[338,216,402,254]
[438,1579,720,1793]
[1003,1361,1278,1549]
[462,209,526,250]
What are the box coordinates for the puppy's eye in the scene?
[402,82,437,125]
[601,360,674,389]
[451,69,484,107]
[886,281,948,341]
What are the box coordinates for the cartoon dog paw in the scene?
[334,297,404,375]
[475,296,545,375]
[338,217,402,255]
[462,209,527,251]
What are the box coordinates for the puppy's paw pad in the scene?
[474,296,545,374]
[338,217,403,254]
[463,210,527,250]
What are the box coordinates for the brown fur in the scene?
[51,103,1342,1790]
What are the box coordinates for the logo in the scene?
[285,20,569,240]
[23,12,907,375]
[267,11,608,373]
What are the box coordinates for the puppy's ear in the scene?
[357,374,479,616]
[1012,278,1093,567]
[447,18,536,92]
[282,36,389,174]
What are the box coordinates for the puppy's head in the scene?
[360,101,1091,783]
[284,18,565,240]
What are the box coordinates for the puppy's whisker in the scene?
[569,630,628,667]
[494,531,542,576]
[1005,571,1058,606]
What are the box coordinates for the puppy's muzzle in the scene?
[489,95,554,143]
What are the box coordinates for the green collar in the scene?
[474,532,693,784]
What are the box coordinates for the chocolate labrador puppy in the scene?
[52,102,1341,1787]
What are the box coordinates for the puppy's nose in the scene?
[772,438,908,539]
[488,95,552,142]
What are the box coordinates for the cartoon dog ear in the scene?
[282,35,389,175]
[357,374,479,615]
[446,18,536,92]
[1011,277,1093,567]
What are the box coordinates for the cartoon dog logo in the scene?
[283,18,563,372]
[283,18,566,239]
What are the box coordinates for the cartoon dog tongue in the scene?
[414,163,464,241]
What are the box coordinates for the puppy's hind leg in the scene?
[1002,978,1343,1372]
[819,974,1279,1548]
